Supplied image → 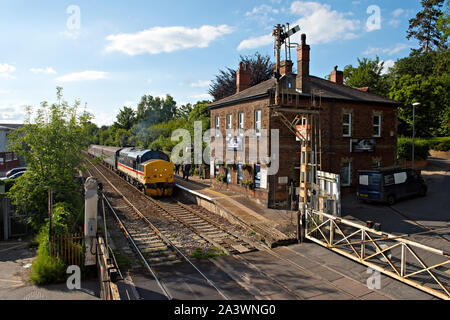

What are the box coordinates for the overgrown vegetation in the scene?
[7,87,91,285]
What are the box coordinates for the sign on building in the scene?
[295,124,311,141]
[226,137,243,151]
[350,139,376,153]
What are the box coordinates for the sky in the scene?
[0,0,423,126]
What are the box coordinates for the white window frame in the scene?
[255,110,262,136]
[343,113,352,137]
[341,162,351,187]
[373,115,381,137]
[238,112,244,136]
[215,116,220,137]
[226,114,232,136]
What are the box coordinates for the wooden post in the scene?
[48,189,53,256]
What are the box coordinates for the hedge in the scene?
[397,137,430,161]
[0,179,15,194]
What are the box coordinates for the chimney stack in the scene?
[330,66,343,85]
[296,34,310,94]
[236,62,251,93]
[280,60,293,76]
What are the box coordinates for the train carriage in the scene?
[88,145,122,169]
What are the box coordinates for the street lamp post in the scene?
[412,102,421,171]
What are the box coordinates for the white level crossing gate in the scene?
[304,209,450,300]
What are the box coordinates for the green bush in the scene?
[434,141,450,151]
[426,137,450,151]
[30,229,66,285]
[0,179,15,193]
[397,137,430,161]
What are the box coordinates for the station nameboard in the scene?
[226,137,243,151]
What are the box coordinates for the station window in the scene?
[343,113,352,137]
[254,110,261,135]
[341,162,351,187]
[373,115,381,137]
[226,114,232,135]
[5,153,12,162]
[215,116,220,137]
[238,113,244,136]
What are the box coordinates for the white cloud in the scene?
[380,59,395,75]
[289,1,360,45]
[56,70,108,82]
[392,9,405,18]
[389,19,402,28]
[245,4,279,22]
[237,34,273,51]
[30,67,57,75]
[0,104,27,122]
[105,25,233,56]
[364,43,410,56]
[0,64,16,79]
[189,80,211,88]
[189,93,212,100]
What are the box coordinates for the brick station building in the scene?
[207,34,400,209]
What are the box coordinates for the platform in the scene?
[174,175,297,247]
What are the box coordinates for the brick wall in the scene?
[209,96,398,207]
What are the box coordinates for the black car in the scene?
[5,167,27,178]
[357,167,427,205]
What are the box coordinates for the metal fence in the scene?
[96,236,121,300]
[1,196,28,240]
[49,233,84,267]
[304,209,450,300]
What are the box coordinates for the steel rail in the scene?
[87,159,229,300]
[94,157,255,255]
[85,167,171,300]
[102,194,172,300]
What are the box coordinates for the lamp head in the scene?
[412,102,421,107]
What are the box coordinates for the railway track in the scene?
[87,156,257,256]
[84,165,228,300]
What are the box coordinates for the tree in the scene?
[135,94,177,125]
[114,106,136,130]
[407,0,447,53]
[176,103,194,120]
[343,57,391,97]
[389,74,450,137]
[8,87,92,230]
[209,52,274,101]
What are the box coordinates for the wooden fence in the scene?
[50,233,84,267]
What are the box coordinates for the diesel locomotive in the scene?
[88,145,174,196]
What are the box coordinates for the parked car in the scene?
[5,167,27,178]
[357,167,427,205]
[1,170,25,181]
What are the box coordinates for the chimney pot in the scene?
[280,60,293,76]
[296,34,310,94]
[330,65,343,85]
[236,62,251,93]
